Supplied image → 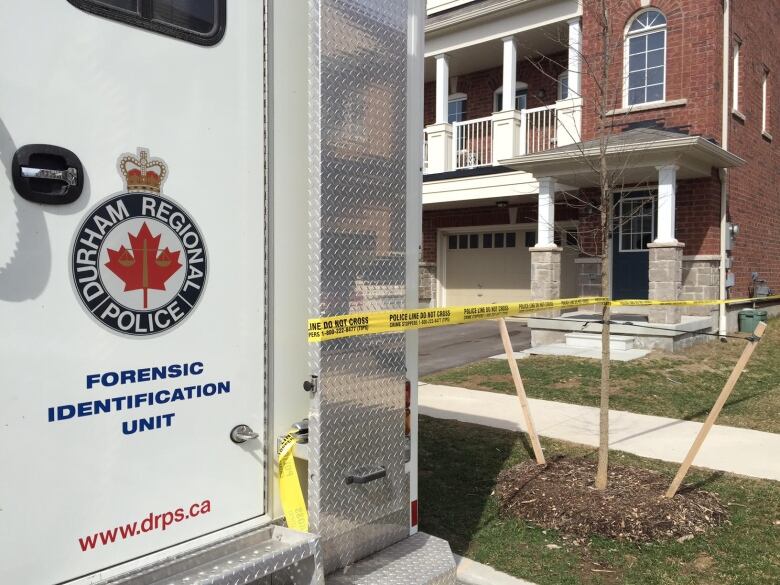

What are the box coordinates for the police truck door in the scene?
[0,2,267,583]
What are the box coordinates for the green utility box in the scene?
[738,308,768,333]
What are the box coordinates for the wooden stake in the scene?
[498,318,546,465]
[665,321,767,498]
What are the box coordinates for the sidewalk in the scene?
[419,383,780,482]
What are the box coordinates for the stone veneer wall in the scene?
[419,262,437,306]
[680,257,720,317]
[576,258,602,298]
[648,243,684,324]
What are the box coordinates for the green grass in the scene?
[423,317,780,433]
[419,415,780,585]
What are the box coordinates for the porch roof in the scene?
[499,128,745,187]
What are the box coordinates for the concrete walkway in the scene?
[419,383,780,482]
[455,555,536,585]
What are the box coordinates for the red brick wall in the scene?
[676,176,722,255]
[727,0,780,297]
[423,53,566,126]
[580,0,723,141]
[422,202,578,263]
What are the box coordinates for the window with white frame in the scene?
[762,68,771,135]
[448,93,467,123]
[618,195,656,252]
[558,71,569,100]
[493,82,528,112]
[625,9,667,106]
[732,38,742,113]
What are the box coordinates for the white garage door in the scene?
[443,228,578,306]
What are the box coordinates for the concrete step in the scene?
[523,343,650,362]
[566,332,635,351]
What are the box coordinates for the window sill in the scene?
[762,130,774,142]
[605,99,688,116]
[731,109,746,122]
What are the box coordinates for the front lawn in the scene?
[419,416,780,585]
[422,317,780,433]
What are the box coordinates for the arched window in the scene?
[625,9,667,106]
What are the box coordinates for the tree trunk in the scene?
[594,0,612,491]
[595,248,611,490]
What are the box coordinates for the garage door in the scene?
[444,230,532,306]
[443,228,578,306]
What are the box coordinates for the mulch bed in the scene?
[496,457,729,543]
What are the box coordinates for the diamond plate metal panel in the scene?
[106,526,323,585]
[308,0,411,575]
[325,533,456,585]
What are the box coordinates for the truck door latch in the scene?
[12,144,84,205]
[230,424,259,444]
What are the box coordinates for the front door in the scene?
[612,192,655,299]
[0,2,266,584]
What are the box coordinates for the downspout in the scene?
[719,0,730,336]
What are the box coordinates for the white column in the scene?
[434,54,450,124]
[535,177,556,247]
[501,36,518,111]
[655,165,679,243]
[567,17,582,98]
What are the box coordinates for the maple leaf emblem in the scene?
[105,222,182,309]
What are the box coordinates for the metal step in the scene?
[325,532,456,585]
[565,332,635,351]
[107,525,321,585]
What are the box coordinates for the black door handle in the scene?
[12,144,84,205]
[345,466,387,485]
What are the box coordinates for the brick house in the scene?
[421,0,778,348]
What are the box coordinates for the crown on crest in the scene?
[118,148,168,193]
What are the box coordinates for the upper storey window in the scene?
[625,9,667,106]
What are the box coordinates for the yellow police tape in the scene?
[307,295,780,343]
[278,432,308,532]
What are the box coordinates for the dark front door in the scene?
[612,192,656,299]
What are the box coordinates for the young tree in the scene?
[520,0,672,489]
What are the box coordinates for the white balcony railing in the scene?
[452,116,492,170]
[423,99,580,175]
[522,104,557,155]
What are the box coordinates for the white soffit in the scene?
[425,0,581,57]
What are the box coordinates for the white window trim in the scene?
[762,68,770,134]
[732,38,742,115]
[557,71,569,101]
[622,8,668,109]
[617,193,656,253]
[447,92,467,123]
[492,82,528,113]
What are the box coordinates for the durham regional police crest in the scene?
[72,148,207,336]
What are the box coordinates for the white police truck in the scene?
[0,1,455,583]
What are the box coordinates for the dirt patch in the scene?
[551,377,582,390]
[496,457,728,543]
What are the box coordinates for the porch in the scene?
[498,127,745,347]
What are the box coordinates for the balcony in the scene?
[424,99,581,174]
[423,3,583,176]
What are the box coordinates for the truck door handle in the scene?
[12,144,84,205]
[345,466,387,485]
[230,424,259,443]
[20,166,78,186]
